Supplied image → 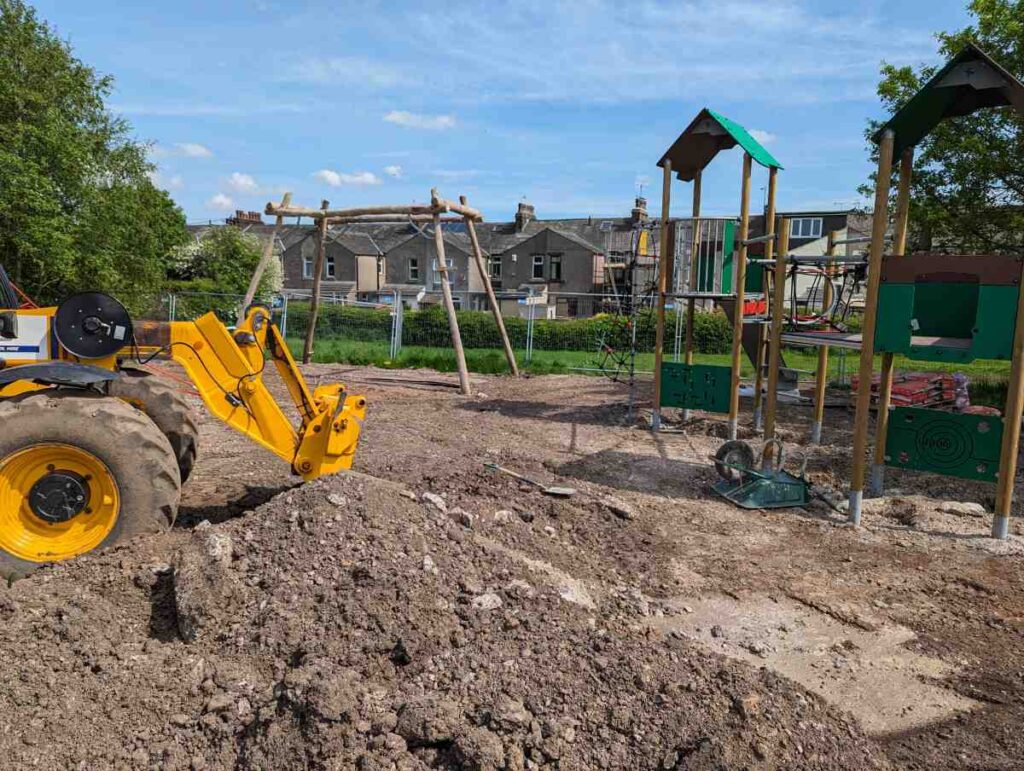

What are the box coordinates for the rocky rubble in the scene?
[0,472,890,769]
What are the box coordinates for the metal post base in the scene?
[651,410,662,432]
[992,514,1010,540]
[727,418,738,441]
[752,408,762,433]
[681,409,691,423]
[848,489,863,526]
[810,421,822,444]
[867,463,885,498]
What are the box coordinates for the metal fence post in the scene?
[280,295,289,339]
[526,301,535,363]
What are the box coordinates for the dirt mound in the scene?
[0,473,889,770]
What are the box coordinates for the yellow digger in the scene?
[0,269,365,576]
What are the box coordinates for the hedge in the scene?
[285,302,733,355]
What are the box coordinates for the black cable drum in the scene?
[54,292,133,359]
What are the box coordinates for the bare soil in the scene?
[1,365,1022,770]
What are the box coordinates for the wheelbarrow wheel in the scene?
[713,440,755,483]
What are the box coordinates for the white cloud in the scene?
[433,169,482,180]
[226,172,260,193]
[147,170,184,191]
[384,165,403,179]
[176,142,214,158]
[749,129,777,145]
[314,169,382,187]
[208,193,234,211]
[384,111,456,130]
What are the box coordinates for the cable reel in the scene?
[54,292,133,359]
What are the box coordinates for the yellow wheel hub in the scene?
[0,444,119,562]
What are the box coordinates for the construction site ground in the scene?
[1,365,1022,769]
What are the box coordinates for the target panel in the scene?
[660,362,731,414]
[884,406,1003,482]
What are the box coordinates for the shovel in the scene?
[484,463,576,498]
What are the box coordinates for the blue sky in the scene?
[34,0,973,223]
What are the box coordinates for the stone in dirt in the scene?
[938,501,987,518]
[603,496,636,520]
[0,472,892,770]
[421,491,447,512]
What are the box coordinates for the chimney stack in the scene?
[631,196,648,223]
[515,201,535,233]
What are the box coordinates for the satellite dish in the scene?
[54,292,133,359]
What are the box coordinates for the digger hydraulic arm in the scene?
[166,307,365,480]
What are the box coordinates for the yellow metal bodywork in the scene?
[0,443,119,561]
[1,306,365,480]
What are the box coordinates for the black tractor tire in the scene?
[109,367,200,483]
[713,440,756,483]
[0,391,181,579]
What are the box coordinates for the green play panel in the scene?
[884,406,1003,482]
[660,362,731,413]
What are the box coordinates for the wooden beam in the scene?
[265,200,483,222]
[762,210,788,466]
[868,147,915,497]
[324,214,465,225]
[848,130,896,525]
[683,174,702,361]
[238,192,290,327]
[651,160,673,431]
[727,153,754,440]
[461,195,518,377]
[994,258,1024,538]
[752,166,778,433]
[302,200,330,365]
[432,211,472,395]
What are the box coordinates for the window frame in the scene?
[302,254,313,280]
[790,217,824,240]
[531,254,545,280]
[324,255,336,279]
[489,257,502,279]
[549,253,563,282]
[408,257,420,282]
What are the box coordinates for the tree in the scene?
[866,0,1024,253]
[167,227,281,320]
[0,0,187,311]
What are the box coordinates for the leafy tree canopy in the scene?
[866,0,1024,253]
[0,0,187,311]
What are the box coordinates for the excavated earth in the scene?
[0,365,1022,770]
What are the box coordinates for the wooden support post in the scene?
[752,322,768,431]
[239,192,290,327]
[681,172,702,422]
[727,153,754,441]
[461,195,518,376]
[848,130,896,525]
[762,213,789,467]
[811,230,840,444]
[752,167,778,433]
[651,161,673,431]
[868,148,914,497]
[431,209,472,395]
[302,200,329,365]
[993,259,1024,538]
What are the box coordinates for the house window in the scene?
[489,257,501,279]
[303,255,313,279]
[409,258,420,281]
[532,254,545,280]
[549,254,563,282]
[324,255,336,279]
[790,218,823,239]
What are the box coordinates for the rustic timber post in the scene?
[868,148,914,497]
[461,195,518,376]
[751,167,778,432]
[993,261,1024,538]
[651,160,673,431]
[430,191,471,395]
[239,191,291,327]
[762,214,789,468]
[302,200,329,365]
[681,171,702,422]
[848,130,896,525]
[727,153,753,441]
[811,230,841,444]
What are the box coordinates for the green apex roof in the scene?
[872,43,1024,156]
[657,107,783,182]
